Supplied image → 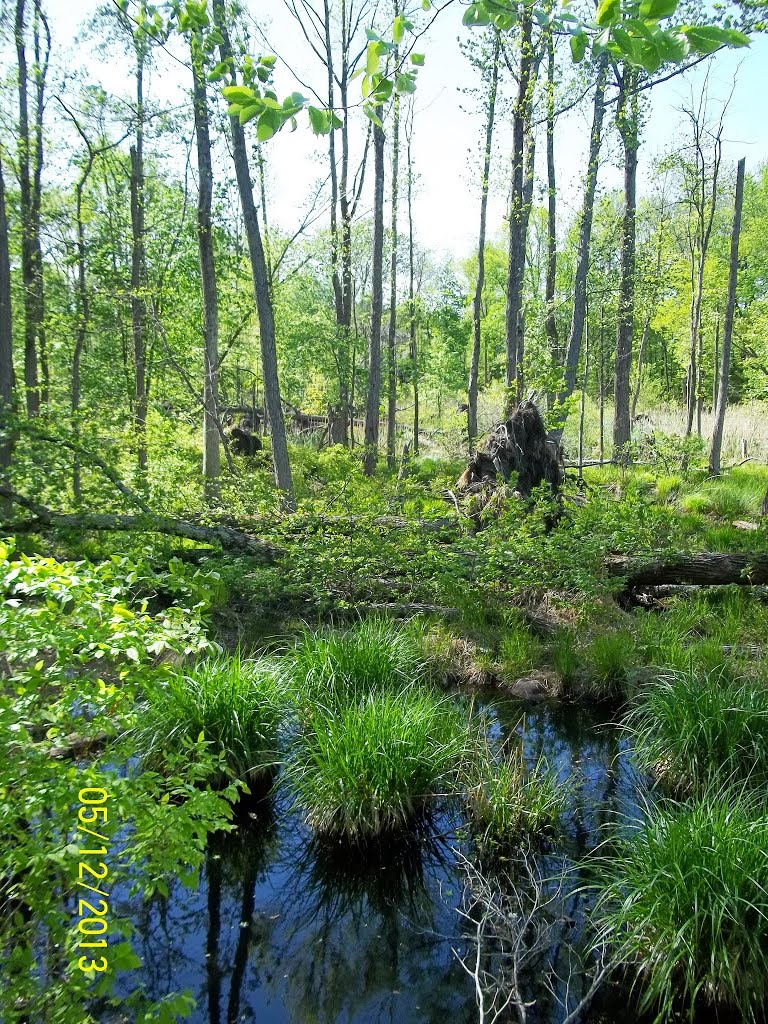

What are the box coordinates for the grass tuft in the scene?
[595,791,768,1023]
[582,631,636,700]
[288,688,469,838]
[135,654,283,783]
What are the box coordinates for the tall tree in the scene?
[468,29,501,445]
[710,158,745,475]
[363,109,386,477]
[386,21,401,469]
[0,151,15,504]
[15,0,50,416]
[406,101,419,456]
[544,23,558,374]
[213,0,294,505]
[190,29,222,495]
[612,62,640,457]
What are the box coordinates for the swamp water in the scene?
[113,700,648,1024]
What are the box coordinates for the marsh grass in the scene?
[497,616,543,683]
[551,629,580,685]
[629,667,768,791]
[136,654,284,783]
[595,791,768,1023]
[581,631,636,700]
[288,688,470,838]
[465,734,568,845]
[285,616,429,705]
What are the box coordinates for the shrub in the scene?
[629,667,768,791]
[288,689,469,838]
[135,654,283,784]
[595,792,768,1023]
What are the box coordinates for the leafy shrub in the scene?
[288,689,469,838]
[595,792,768,1023]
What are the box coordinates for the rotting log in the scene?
[0,485,277,561]
[608,552,768,589]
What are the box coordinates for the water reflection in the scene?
[114,702,650,1024]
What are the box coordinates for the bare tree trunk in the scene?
[544,25,558,380]
[213,0,294,506]
[0,152,15,509]
[15,0,39,416]
[578,312,589,477]
[129,31,148,474]
[557,55,607,420]
[631,315,650,421]
[406,105,419,457]
[712,311,720,410]
[517,123,537,398]
[387,51,401,469]
[191,36,221,497]
[469,30,501,446]
[504,8,535,407]
[598,307,605,463]
[31,0,49,406]
[364,109,386,477]
[710,158,745,476]
[613,64,640,459]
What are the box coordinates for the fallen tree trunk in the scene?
[608,552,768,588]
[0,485,277,560]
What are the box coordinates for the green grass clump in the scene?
[497,618,542,682]
[551,629,580,685]
[595,792,768,1023]
[466,739,567,845]
[583,631,636,700]
[655,474,683,503]
[289,689,469,838]
[629,667,768,791]
[286,616,429,703]
[136,654,283,783]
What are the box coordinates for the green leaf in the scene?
[393,14,406,44]
[463,2,491,27]
[366,41,381,75]
[308,106,331,134]
[682,25,734,53]
[395,73,417,94]
[410,52,425,66]
[222,85,256,105]
[639,0,678,20]
[570,32,588,62]
[596,0,621,26]
[493,11,517,30]
[364,105,384,128]
[422,0,431,9]
[240,104,262,127]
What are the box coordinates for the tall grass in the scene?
[595,791,768,1023]
[288,688,469,838]
[285,616,429,704]
[582,631,636,700]
[135,654,284,783]
[629,667,768,791]
[465,735,567,845]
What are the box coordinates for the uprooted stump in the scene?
[455,402,563,519]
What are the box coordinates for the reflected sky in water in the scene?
[112,700,650,1024]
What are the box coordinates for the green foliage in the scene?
[497,617,543,682]
[134,654,285,784]
[288,688,469,838]
[595,791,768,1023]
[584,631,636,699]
[629,667,768,792]
[551,629,580,685]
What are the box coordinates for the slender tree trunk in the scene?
[710,158,745,476]
[504,7,535,407]
[469,30,501,446]
[544,25,558,378]
[387,59,401,468]
[213,0,293,506]
[712,311,720,410]
[631,315,650,421]
[72,153,93,504]
[407,110,419,457]
[31,0,49,406]
[129,34,148,474]
[364,110,386,477]
[557,55,608,419]
[613,65,640,459]
[598,307,605,463]
[578,312,589,477]
[0,152,15,505]
[517,124,537,398]
[15,0,39,416]
[696,328,704,436]
[191,36,221,497]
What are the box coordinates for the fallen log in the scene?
[607,552,768,588]
[0,485,278,561]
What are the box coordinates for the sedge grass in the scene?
[594,790,768,1023]
[581,631,636,700]
[629,666,768,791]
[288,688,470,838]
[135,654,283,783]
[285,616,429,705]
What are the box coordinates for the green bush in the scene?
[289,689,469,838]
[595,792,768,1023]
[136,654,284,783]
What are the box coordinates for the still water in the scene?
[114,700,646,1024]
